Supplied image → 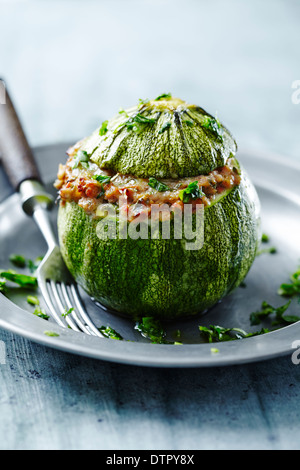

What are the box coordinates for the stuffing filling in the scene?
[55,145,241,222]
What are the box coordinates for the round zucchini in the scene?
[57,95,260,320]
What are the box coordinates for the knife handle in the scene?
[0,80,41,190]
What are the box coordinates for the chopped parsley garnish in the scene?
[44,331,59,337]
[210,347,219,354]
[278,268,300,298]
[179,181,204,203]
[125,113,158,134]
[93,174,112,184]
[155,93,172,101]
[61,307,74,318]
[256,246,277,256]
[201,116,223,142]
[135,317,167,344]
[256,233,277,256]
[119,108,129,117]
[0,277,7,294]
[73,150,90,170]
[261,233,269,243]
[184,119,194,127]
[27,295,40,306]
[99,120,109,136]
[0,270,38,289]
[199,298,298,344]
[93,174,111,198]
[249,300,297,326]
[27,292,49,320]
[9,254,26,268]
[114,111,158,135]
[27,259,39,273]
[148,177,169,192]
[199,325,270,343]
[158,121,171,134]
[33,307,50,321]
[250,300,300,326]
[138,98,149,106]
[98,326,123,340]
[9,254,43,272]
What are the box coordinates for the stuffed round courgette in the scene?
[55,94,260,320]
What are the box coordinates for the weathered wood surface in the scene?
[0,326,300,450]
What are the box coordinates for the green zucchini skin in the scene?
[58,169,260,320]
[79,100,237,179]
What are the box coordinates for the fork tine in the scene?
[60,283,92,335]
[49,280,81,332]
[47,279,104,337]
[70,284,104,337]
[38,279,66,328]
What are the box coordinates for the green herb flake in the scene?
[117,112,159,134]
[148,177,169,192]
[199,325,248,342]
[278,268,300,298]
[61,307,74,318]
[199,324,271,343]
[256,246,277,256]
[125,113,157,130]
[99,120,109,136]
[27,295,40,306]
[93,174,112,185]
[33,306,50,320]
[44,331,59,337]
[73,150,90,170]
[210,347,219,354]
[201,116,223,142]
[98,326,123,340]
[261,233,269,243]
[27,260,37,273]
[184,119,194,127]
[155,93,172,101]
[9,254,27,268]
[135,317,167,344]
[179,181,204,203]
[9,254,43,273]
[125,113,157,133]
[0,271,38,289]
[138,98,149,106]
[158,121,171,134]
[0,277,7,294]
[249,300,295,326]
[119,108,129,117]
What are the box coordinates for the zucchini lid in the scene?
[79,95,237,179]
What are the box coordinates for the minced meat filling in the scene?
[55,149,241,221]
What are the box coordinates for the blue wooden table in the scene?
[0,0,300,450]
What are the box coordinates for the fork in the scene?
[0,82,103,337]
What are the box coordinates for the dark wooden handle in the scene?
[0,81,41,190]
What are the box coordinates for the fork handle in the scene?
[0,80,42,189]
[0,81,54,214]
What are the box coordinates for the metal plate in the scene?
[0,144,300,367]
